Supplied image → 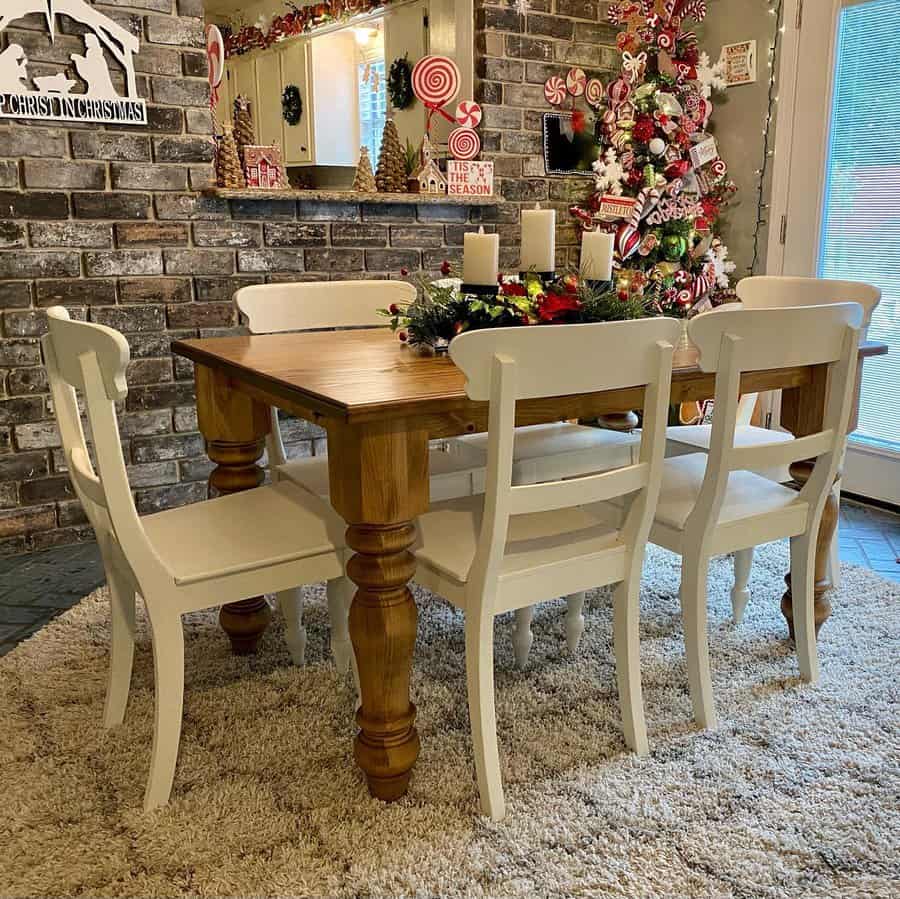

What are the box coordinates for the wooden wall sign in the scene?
[0,1,147,126]
[447,160,494,197]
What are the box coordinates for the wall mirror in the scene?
[205,1,474,190]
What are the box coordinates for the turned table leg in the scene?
[327,419,429,801]
[195,364,273,654]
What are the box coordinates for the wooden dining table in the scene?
[172,327,888,803]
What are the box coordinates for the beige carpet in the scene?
[1,542,897,898]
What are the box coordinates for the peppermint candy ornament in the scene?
[448,127,481,161]
[566,67,587,97]
[607,76,632,108]
[412,55,460,107]
[544,75,567,107]
[674,269,691,287]
[676,289,694,308]
[455,100,482,128]
[658,29,677,52]
[585,78,605,108]
[709,158,728,179]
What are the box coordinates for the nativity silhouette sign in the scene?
[0,1,147,126]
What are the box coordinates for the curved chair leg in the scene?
[611,577,649,756]
[790,534,819,683]
[565,591,586,654]
[326,576,354,674]
[730,547,754,625]
[145,611,185,810]
[277,588,306,666]
[103,566,136,729]
[511,605,534,669]
[680,554,716,730]
[465,612,505,821]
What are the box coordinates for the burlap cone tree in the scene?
[376,119,406,193]
[233,96,255,161]
[215,128,245,189]
[353,146,377,193]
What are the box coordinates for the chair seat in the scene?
[142,481,346,586]
[666,424,795,482]
[276,441,487,502]
[456,422,639,486]
[414,494,621,591]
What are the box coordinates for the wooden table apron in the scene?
[173,330,887,802]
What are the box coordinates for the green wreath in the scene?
[282,85,303,126]
[388,54,414,110]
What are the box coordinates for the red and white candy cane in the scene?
[691,272,712,299]
[544,75,567,107]
[585,78,605,108]
[455,100,482,129]
[630,187,661,226]
[566,67,587,98]
[448,127,481,161]
[412,55,461,131]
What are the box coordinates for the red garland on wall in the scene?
[223,1,394,58]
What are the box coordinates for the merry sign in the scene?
[0,1,147,126]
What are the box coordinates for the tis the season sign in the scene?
[0,1,147,126]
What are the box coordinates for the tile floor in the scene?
[0,499,897,659]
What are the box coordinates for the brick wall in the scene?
[0,0,617,554]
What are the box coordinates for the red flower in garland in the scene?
[536,292,583,323]
[440,259,452,276]
[632,114,655,143]
[700,197,720,219]
[500,281,527,298]
[627,167,644,188]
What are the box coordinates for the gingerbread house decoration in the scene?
[409,135,447,195]
[243,145,284,190]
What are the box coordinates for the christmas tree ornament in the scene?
[649,137,667,156]
[376,118,407,192]
[215,127,245,189]
[353,146,377,193]
[662,233,688,261]
[615,222,641,260]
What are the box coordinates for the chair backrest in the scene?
[235,280,418,334]
[737,276,880,328]
[42,307,166,587]
[449,318,682,611]
[686,303,863,538]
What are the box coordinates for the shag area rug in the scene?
[1,542,898,898]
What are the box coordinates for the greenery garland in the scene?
[282,85,302,125]
[388,54,414,110]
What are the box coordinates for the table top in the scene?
[172,328,888,427]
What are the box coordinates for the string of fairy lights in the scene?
[749,0,785,274]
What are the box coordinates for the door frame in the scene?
[764,0,900,505]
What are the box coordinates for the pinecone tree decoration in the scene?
[215,127,246,189]
[353,146,377,193]
[376,119,407,193]
[233,95,255,161]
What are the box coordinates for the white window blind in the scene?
[358,60,387,165]
[819,0,900,452]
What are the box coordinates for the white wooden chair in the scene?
[234,281,487,672]
[412,318,681,819]
[666,277,881,621]
[42,307,347,810]
[593,304,863,732]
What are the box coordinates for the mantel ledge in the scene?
[206,188,502,206]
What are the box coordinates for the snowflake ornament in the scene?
[593,147,627,196]
[696,52,727,99]
[705,240,737,289]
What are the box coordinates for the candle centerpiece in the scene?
[519,203,557,283]
[461,226,501,298]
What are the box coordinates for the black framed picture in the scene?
[542,113,597,177]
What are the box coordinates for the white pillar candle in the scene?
[581,230,615,281]
[463,226,500,286]
[520,203,556,273]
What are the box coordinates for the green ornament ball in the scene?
[662,234,688,262]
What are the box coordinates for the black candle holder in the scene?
[460,282,500,298]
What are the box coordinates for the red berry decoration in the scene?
[440,260,452,276]
[632,115,655,143]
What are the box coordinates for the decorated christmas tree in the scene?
[233,95,255,161]
[353,146,377,193]
[570,0,737,315]
[376,118,407,193]
[215,127,246,189]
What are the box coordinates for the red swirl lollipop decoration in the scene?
[413,55,461,132]
[585,78,605,108]
[455,100,483,128]
[566,67,587,98]
[544,75,567,107]
[448,127,481,161]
